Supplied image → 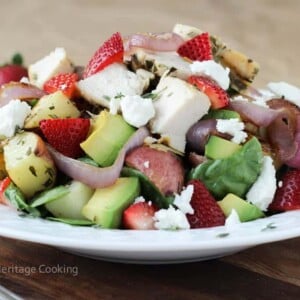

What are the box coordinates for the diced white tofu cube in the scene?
[28,48,74,89]
[76,63,145,108]
[150,76,211,152]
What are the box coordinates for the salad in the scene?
[0,23,299,231]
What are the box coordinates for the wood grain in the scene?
[0,237,300,300]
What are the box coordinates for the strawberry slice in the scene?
[188,75,229,109]
[186,179,225,228]
[122,201,158,230]
[44,73,79,99]
[268,169,300,211]
[177,32,212,61]
[0,177,12,205]
[0,65,28,86]
[40,118,90,158]
[83,32,124,78]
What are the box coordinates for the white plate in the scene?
[0,205,300,264]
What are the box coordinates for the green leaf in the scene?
[121,167,173,208]
[189,137,263,199]
[5,183,41,217]
[11,53,23,65]
[30,186,69,208]
[46,217,95,226]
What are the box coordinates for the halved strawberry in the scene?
[40,118,90,158]
[83,32,124,78]
[0,65,28,86]
[0,177,11,205]
[122,201,158,230]
[268,169,300,211]
[186,179,225,228]
[177,32,212,61]
[188,75,229,109]
[44,73,78,99]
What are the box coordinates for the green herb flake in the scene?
[26,147,32,156]
[29,166,37,177]
[103,95,111,101]
[217,233,230,238]
[261,222,277,232]
[48,106,55,110]
[114,92,125,99]
[11,53,23,65]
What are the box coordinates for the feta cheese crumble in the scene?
[267,81,300,107]
[190,60,230,90]
[225,209,241,228]
[246,156,277,211]
[0,100,31,138]
[173,184,194,214]
[143,161,150,168]
[120,95,155,127]
[133,196,146,204]
[153,206,190,230]
[216,118,248,144]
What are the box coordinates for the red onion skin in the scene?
[285,116,300,168]
[229,101,280,127]
[47,127,150,188]
[0,82,45,107]
[124,32,184,52]
[186,119,218,153]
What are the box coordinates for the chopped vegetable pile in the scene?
[0,23,300,231]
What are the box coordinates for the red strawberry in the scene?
[40,118,90,158]
[268,169,300,211]
[177,32,213,61]
[44,73,78,99]
[83,32,124,78]
[0,177,11,205]
[122,201,158,230]
[0,65,28,86]
[188,75,229,109]
[186,179,225,228]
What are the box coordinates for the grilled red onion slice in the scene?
[124,32,184,52]
[286,116,300,168]
[0,82,45,107]
[229,100,280,127]
[186,119,218,153]
[47,127,150,188]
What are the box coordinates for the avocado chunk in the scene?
[45,181,94,220]
[218,193,264,222]
[80,110,135,167]
[203,109,240,120]
[205,135,241,159]
[82,177,140,228]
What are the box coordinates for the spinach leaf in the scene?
[189,137,263,199]
[121,167,173,208]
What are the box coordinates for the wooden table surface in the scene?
[1,0,300,299]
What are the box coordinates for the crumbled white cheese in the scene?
[19,77,30,84]
[278,180,283,188]
[153,206,190,230]
[120,95,155,127]
[246,156,277,211]
[216,118,248,144]
[28,47,74,89]
[109,97,121,115]
[143,161,150,168]
[133,196,146,204]
[173,185,194,214]
[231,95,249,102]
[267,81,300,107]
[0,100,31,138]
[190,60,230,90]
[225,209,241,228]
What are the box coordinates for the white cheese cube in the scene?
[28,48,74,89]
[150,76,211,152]
[76,63,145,108]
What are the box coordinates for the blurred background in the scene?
[1,0,299,88]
